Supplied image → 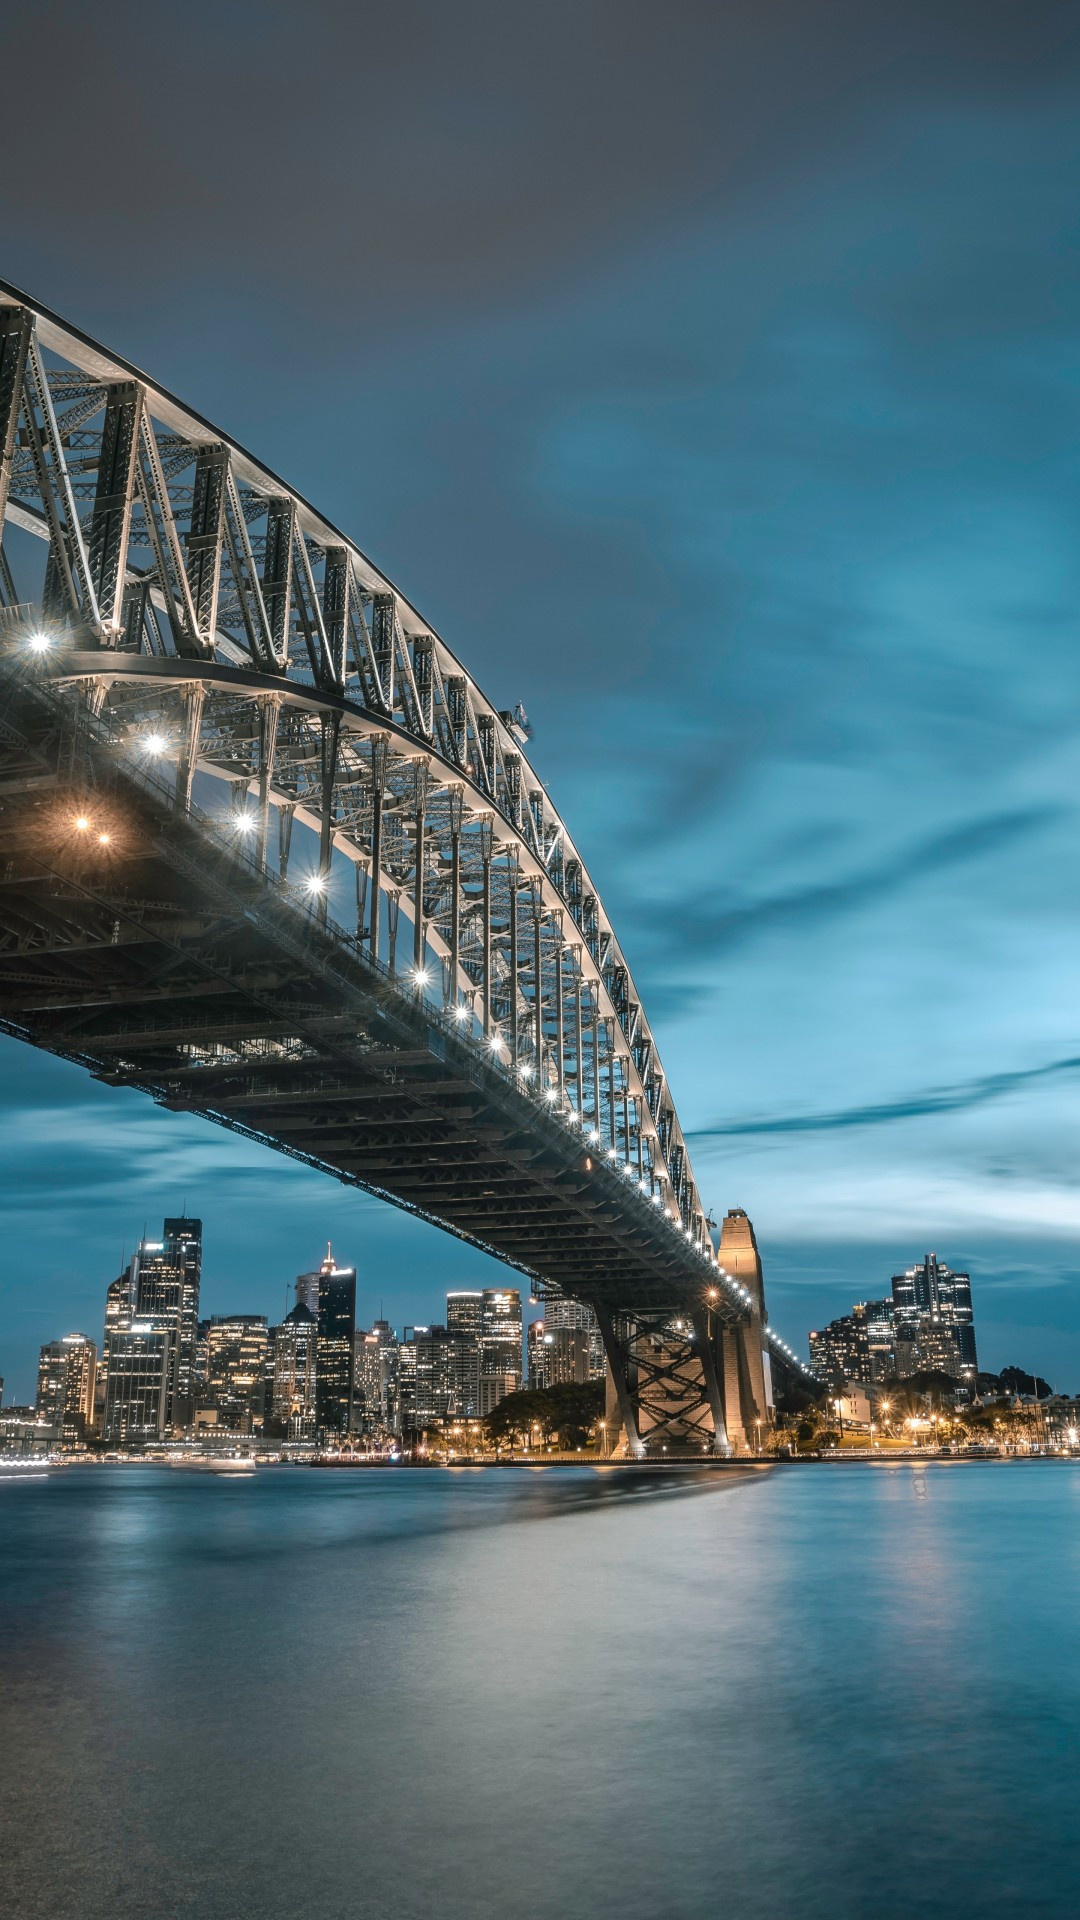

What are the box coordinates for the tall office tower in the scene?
[445,1291,484,1414]
[399,1325,479,1432]
[891,1253,978,1380]
[203,1316,268,1432]
[527,1319,548,1391]
[35,1334,97,1443]
[133,1218,202,1430]
[542,1296,605,1386]
[96,1265,136,1424]
[268,1302,318,1439]
[353,1320,400,1436]
[480,1288,523,1415]
[102,1323,175,1446]
[312,1246,356,1434]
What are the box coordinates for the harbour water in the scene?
[2,1461,1078,1919]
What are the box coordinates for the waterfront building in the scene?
[479,1288,523,1414]
[400,1325,481,1432]
[95,1265,136,1424]
[268,1302,318,1440]
[102,1322,175,1446]
[810,1253,979,1388]
[541,1295,605,1387]
[891,1254,977,1381]
[132,1218,203,1430]
[310,1246,356,1434]
[445,1290,483,1413]
[202,1315,268,1432]
[35,1334,97,1443]
[353,1320,400,1437]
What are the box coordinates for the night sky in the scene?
[4,1,1080,1399]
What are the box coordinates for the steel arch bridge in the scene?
[0,282,812,1455]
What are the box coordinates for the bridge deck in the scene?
[0,665,740,1324]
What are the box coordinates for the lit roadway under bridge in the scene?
[0,283,813,1456]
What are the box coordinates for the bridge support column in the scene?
[598,1308,725,1457]
[691,1310,731,1455]
[595,1307,645,1460]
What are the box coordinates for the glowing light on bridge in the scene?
[26,631,51,653]
[141,733,169,757]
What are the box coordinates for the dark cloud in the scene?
[2,1,1079,341]
[691,1053,1080,1140]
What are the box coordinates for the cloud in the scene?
[663,804,1061,960]
[690,1052,1080,1139]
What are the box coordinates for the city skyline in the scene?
[0,1199,1063,1407]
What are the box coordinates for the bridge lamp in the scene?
[606,1146,617,1161]
[453,1003,469,1022]
[652,1194,663,1207]
[26,630,52,653]
[303,873,326,896]
[517,1062,533,1080]
[73,815,91,833]
[141,733,169,757]
[232,812,256,835]
[97,832,111,846]
[587,1128,601,1145]
[543,1086,558,1104]
[410,967,433,990]
[623,1162,634,1176]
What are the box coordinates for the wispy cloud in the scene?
[690,1054,1080,1140]
[673,805,1061,958]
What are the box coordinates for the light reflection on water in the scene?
[2,1462,1079,1920]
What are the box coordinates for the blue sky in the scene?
[3,3,1080,1396]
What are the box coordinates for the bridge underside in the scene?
[0,668,747,1350]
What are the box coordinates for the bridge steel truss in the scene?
[0,282,812,1454]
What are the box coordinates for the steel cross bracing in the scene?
[0,282,819,1430]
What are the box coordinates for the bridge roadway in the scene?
[0,282,813,1453]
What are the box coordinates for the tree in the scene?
[483,1381,605,1452]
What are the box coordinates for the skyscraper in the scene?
[268,1302,318,1440]
[810,1254,979,1388]
[399,1325,479,1432]
[35,1334,97,1443]
[480,1288,523,1414]
[312,1246,356,1434]
[354,1320,400,1437]
[95,1265,136,1425]
[102,1323,175,1446]
[891,1254,977,1378]
[541,1296,605,1387]
[202,1316,269,1432]
[133,1218,202,1429]
[445,1291,483,1414]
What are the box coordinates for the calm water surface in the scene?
[2,1461,1079,1919]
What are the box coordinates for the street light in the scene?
[26,631,52,653]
